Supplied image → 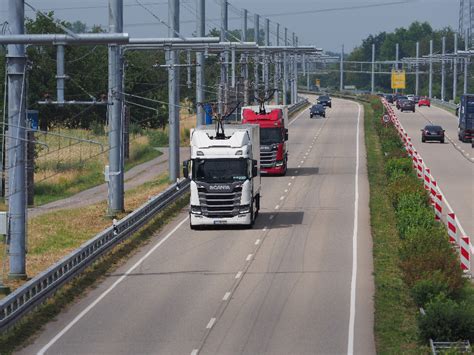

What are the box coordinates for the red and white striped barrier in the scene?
[434,193,443,221]
[460,237,471,273]
[423,167,431,191]
[447,213,458,245]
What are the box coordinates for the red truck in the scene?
[241,105,289,175]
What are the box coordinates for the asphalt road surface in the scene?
[19,98,375,355]
[395,104,474,267]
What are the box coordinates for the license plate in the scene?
[214,220,227,225]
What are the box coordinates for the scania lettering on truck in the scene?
[458,94,474,142]
[241,105,289,175]
[183,124,261,229]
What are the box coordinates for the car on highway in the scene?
[421,125,445,143]
[413,95,420,103]
[309,104,325,118]
[418,97,431,107]
[396,96,409,109]
[407,94,415,101]
[399,99,416,112]
[385,94,394,103]
[317,95,332,108]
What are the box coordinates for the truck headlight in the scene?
[239,205,250,214]
[275,160,284,167]
[191,205,202,215]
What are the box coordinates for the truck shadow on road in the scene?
[255,211,305,229]
[285,167,319,176]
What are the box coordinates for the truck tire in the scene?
[249,201,255,228]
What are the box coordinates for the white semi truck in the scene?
[183,124,261,229]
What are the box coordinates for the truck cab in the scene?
[241,105,289,175]
[183,124,261,229]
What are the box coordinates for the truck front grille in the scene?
[198,187,242,217]
[260,150,277,168]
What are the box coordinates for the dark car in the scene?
[400,99,416,112]
[310,104,325,118]
[413,95,420,103]
[385,94,394,103]
[317,95,332,108]
[396,96,409,109]
[421,125,445,143]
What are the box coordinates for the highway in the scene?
[395,104,474,260]
[18,98,375,355]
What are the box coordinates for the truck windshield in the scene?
[193,158,248,183]
[260,127,282,145]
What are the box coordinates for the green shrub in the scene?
[385,157,413,181]
[90,121,105,136]
[411,271,451,307]
[129,122,143,135]
[147,130,169,147]
[387,176,427,209]
[399,227,465,293]
[419,295,474,342]
[395,194,435,239]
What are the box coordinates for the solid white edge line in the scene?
[347,103,361,355]
[37,216,190,355]
[222,292,231,301]
[206,318,216,329]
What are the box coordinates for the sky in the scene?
[0,0,459,53]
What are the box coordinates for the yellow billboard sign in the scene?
[315,79,321,87]
[391,70,406,89]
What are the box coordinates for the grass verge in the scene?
[363,100,422,353]
[0,192,189,354]
[34,136,162,206]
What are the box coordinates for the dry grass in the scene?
[0,174,170,294]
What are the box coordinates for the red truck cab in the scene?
[242,106,288,175]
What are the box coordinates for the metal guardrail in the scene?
[431,98,458,111]
[288,97,309,114]
[0,178,190,332]
[0,100,306,333]
[298,89,371,103]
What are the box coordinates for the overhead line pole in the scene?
[464,29,469,94]
[371,43,375,94]
[264,18,270,95]
[453,33,458,101]
[441,36,446,101]
[253,14,260,100]
[415,41,419,96]
[340,44,344,92]
[429,39,433,99]
[283,27,288,105]
[7,0,27,279]
[274,23,280,104]
[196,0,205,126]
[107,0,125,214]
[168,0,180,182]
[242,8,249,105]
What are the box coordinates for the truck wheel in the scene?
[249,202,255,228]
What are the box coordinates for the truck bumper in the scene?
[190,212,251,226]
[261,165,285,175]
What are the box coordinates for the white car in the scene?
[407,94,415,101]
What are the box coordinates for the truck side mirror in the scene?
[284,129,289,141]
[252,159,258,177]
[182,160,190,179]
